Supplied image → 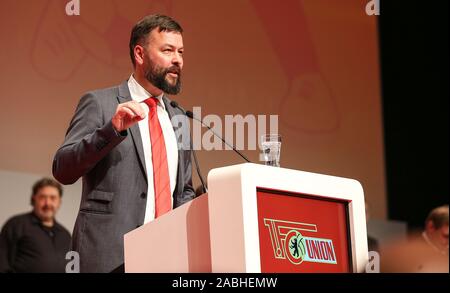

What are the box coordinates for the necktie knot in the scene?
[144,97,158,108]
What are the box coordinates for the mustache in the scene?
[165,65,181,75]
[42,206,55,211]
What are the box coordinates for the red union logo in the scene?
[263,218,337,265]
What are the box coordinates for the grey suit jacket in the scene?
[52,81,195,273]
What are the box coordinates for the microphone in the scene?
[170,101,208,194]
[170,101,251,163]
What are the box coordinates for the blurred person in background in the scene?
[380,204,448,273]
[0,178,71,273]
[422,205,448,255]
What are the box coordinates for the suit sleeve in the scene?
[53,93,127,184]
[182,146,196,201]
[180,114,196,203]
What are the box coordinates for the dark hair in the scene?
[31,178,63,205]
[426,205,449,229]
[129,14,183,67]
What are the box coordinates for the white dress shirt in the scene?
[128,75,178,224]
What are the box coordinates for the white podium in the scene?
[124,163,368,273]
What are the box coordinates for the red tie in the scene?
[144,97,172,218]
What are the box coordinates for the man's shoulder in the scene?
[84,82,125,99]
[54,221,72,238]
[1,212,32,230]
[53,219,70,233]
[79,80,129,104]
[89,84,120,96]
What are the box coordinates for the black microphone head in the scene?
[186,110,194,118]
[170,100,179,108]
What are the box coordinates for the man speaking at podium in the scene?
[53,15,195,273]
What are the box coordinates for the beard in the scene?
[144,57,182,95]
[35,205,55,221]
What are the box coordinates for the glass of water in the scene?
[261,134,281,167]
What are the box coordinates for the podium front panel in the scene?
[208,163,368,273]
[256,188,351,272]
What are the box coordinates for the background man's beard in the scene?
[145,63,182,95]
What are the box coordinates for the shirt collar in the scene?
[128,74,165,110]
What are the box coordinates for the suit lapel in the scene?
[115,84,183,196]
[117,81,147,182]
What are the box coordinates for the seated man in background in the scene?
[381,204,448,273]
[422,205,449,255]
[0,178,71,273]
